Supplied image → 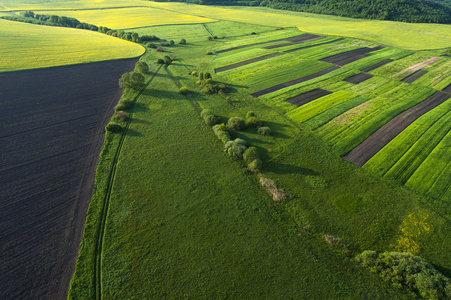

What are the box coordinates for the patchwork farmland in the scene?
[214,29,451,201]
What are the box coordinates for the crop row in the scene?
[344,47,412,71]
[322,86,435,155]
[287,90,358,124]
[413,58,451,91]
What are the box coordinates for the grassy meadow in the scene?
[0,19,144,72]
[2,0,451,298]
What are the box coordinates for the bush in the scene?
[212,124,231,143]
[179,38,186,44]
[258,126,271,136]
[147,43,157,49]
[105,122,122,132]
[134,61,149,74]
[355,251,451,299]
[115,98,133,111]
[206,51,213,55]
[246,116,262,128]
[155,58,165,64]
[208,36,213,41]
[204,72,212,80]
[163,56,172,65]
[243,146,259,163]
[248,159,262,171]
[115,111,128,121]
[201,109,218,126]
[169,40,175,45]
[225,138,247,158]
[179,87,189,96]
[156,47,164,52]
[226,117,246,131]
[118,72,145,90]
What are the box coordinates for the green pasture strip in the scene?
[205,20,277,38]
[363,98,451,177]
[213,28,302,52]
[220,57,331,90]
[89,66,399,300]
[327,86,435,155]
[287,90,358,124]
[303,95,370,130]
[345,76,396,96]
[344,47,412,71]
[261,68,357,104]
[406,128,451,196]
[214,48,277,68]
[413,59,451,90]
[383,110,451,184]
[133,23,211,43]
[290,39,375,60]
[370,51,436,79]
[270,36,340,52]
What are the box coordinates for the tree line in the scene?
[1,11,161,43]
[157,0,451,24]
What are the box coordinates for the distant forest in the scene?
[158,0,451,24]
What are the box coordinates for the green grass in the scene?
[133,23,212,43]
[0,18,144,72]
[287,90,358,124]
[205,20,277,38]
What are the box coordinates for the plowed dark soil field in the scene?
[320,46,384,66]
[286,89,332,106]
[344,73,374,84]
[361,59,393,72]
[402,69,428,83]
[0,58,138,300]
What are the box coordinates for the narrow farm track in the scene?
[343,91,451,167]
[93,65,162,300]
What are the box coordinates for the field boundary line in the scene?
[93,64,162,300]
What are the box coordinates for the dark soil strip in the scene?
[402,69,428,83]
[0,58,139,300]
[361,59,393,72]
[345,73,374,84]
[215,53,283,73]
[286,89,332,107]
[285,38,344,53]
[343,91,451,167]
[252,65,340,97]
[215,34,305,54]
[262,34,322,49]
[444,83,451,93]
[320,46,384,66]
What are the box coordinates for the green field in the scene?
[2,1,451,298]
[0,19,144,72]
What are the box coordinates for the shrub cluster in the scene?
[225,138,248,158]
[226,117,246,131]
[118,72,145,90]
[355,251,451,299]
[212,124,231,143]
[191,72,227,95]
[179,87,189,96]
[105,122,122,132]
[134,61,149,74]
[179,38,187,44]
[115,111,128,121]
[245,111,262,128]
[201,109,219,126]
[115,97,133,112]
[258,126,271,136]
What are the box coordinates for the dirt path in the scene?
[394,57,441,78]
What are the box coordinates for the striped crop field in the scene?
[214,28,451,201]
[0,19,144,72]
[35,7,216,29]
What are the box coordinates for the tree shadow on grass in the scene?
[268,162,319,176]
[133,102,149,113]
[126,128,143,137]
[131,118,150,125]
[142,88,181,99]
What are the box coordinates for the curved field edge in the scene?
[146,2,451,50]
[0,19,144,72]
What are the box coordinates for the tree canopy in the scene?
[119,72,145,90]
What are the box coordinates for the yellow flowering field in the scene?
[0,19,144,72]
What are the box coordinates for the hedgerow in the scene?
[226,117,246,131]
[225,138,248,158]
[201,109,218,126]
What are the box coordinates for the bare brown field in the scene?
[320,46,384,65]
[344,73,374,84]
[443,83,451,93]
[0,58,137,300]
[343,92,451,167]
[262,33,322,49]
[402,69,428,83]
[286,89,332,106]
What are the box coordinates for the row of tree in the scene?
[166,0,451,24]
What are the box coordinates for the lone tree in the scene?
[134,61,149,74]
[119,72,145,90]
